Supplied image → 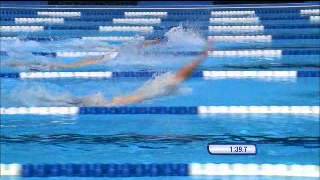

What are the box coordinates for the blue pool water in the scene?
[0,2,320,180]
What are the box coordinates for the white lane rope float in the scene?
[208,25,264,32]
[14,18,64,24]
[0,37,19,40]
[0,36,145,42]
[189,163,320,177]
[208,50,281,57]
[310,16,320,23]
[99,26,154,32]
[112,18,161,24]
[0,26,44,32]
[81,36,145,41]
[300,9,320,15]
[124,12,168,17]
[209,17,260,24]
[211,11,255,16]
[37,11,81,17]
[208,35,272,42]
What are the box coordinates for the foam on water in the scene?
[0,39,43,58]
[131,72,179,98]
[106,26,206,69]
[1,54,59,71]
[164,25,206,50]
[55,38,115,51]
[8,82,75,106]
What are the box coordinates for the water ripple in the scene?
[1,134,319,149]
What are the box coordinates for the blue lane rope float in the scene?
[1,163,319,177]
[0,106,319,115]
[0,71,319,79]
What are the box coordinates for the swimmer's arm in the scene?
[174,50,208,82]
[108,49,208,106]
[109,49,209,106]
[5,56,102,70]
[110,94,146,106]
[108,56,206,106]
[51,55,113,70]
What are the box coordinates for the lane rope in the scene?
[0,106,319,115]
[0,163,319,177]
[1,71,319,79]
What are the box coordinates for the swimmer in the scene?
[7,52,118,71]
[46,46,209,107]
[6,38,167,71]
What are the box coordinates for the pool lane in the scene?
[1,76,319,107]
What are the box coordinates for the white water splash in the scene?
[9,82,75,106]
[132,72,179,99]
[164,24,206,49]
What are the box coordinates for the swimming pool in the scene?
[0,2,319,179]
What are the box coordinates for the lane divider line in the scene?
[208,35,272,42]
[37,11,81,17]
[124,12,168,17]
[209,17,260,24]
[0,37,19,40]
[0,36,145,42]
[0,26,44,32]
[208,50,281,57]
[2,49,319,57]
[211,11,255,16]
[189,163,320,177]
[0,3,319,9]
[99,26,154,32]
[0,106,319,115]
[300,9,320,15]
[81,36,145,41]
[208,25,264,32]
[2,34,319,42]
[1,71,319,79]
[14,18,64,24]
[310,16,320,23]
[0,163,319,177]
[112,18,161,24]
